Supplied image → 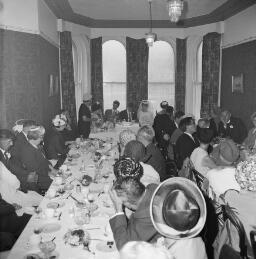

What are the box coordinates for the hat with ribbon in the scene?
[150,177,206,239]
[52,115,66,127]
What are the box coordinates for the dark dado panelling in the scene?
[0,29,60,129]
[220,40,256,129]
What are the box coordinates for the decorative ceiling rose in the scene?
[167,0,184,23]
[145,0,157,47]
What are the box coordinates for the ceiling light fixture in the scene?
[145,0,157,47]
[167,0,184,23]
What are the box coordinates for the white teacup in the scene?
[45,208,55,218]
[55,176,63,185]
[47,188,56,198]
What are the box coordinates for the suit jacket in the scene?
[104,109,119,122]
[119,109,136,122]
[78,103,91,138]
[109,184,160,250]
[145,143,167,181]
[176,133,199,169]
[10,132,28,163]
[0,150,9,168]
[44,127,69,160]
[218,116,247,144]
[19,142,52,191]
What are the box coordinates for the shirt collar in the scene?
[22,131,28,140]
[184,132,194,141]
[0,148,5,155]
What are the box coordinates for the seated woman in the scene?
[123,140,160,186]
[0,161,42,208]
[60,109,76,141]
[91,102,104,132]
[137,100,155,127]
[190,128,217,177]
[44,115,69,160]
[20,126,53,193]
[243,111,256,151]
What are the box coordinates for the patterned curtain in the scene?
[60,31,77,125]
[175,38,187,112]
[126,37,148,110]
[201,32,221,115]
[90,37,103,106]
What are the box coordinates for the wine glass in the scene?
[33,206,42,219]
[87,193,95,215]
[39,241,56,259]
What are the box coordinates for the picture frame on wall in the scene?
[232,74,244,93]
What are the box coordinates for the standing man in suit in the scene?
[119,103,136,122]
[109,178,159,250]
[175,117,199,169]
[78,93,92,139]
[105,100,120,123]
[218,110,247,144]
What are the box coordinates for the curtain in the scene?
[126,37,148,110]
[201,32,221,115]
[60,31,77,125]
[175,38,187,112]
[90,37,103,106]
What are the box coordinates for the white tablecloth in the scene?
[7,141,120,259]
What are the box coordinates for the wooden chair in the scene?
[219,204,248,259]
[250,230,256,259]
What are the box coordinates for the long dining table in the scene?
[7,124,139,259]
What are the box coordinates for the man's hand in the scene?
[12,203,22,211]
[27,172,38,183]
[108,189,123,213]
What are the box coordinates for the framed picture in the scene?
[232,74,244,93]
[49,74,54,97]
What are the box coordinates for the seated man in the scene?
[123,140,160,186]
[119,103,136,122]
[218,110,247,144]
[0,194,31,251]
[109,177,160,250]
[0,129,38,192]
[105,100,120,123]
[44,115,69,161]
[137,126,167,181]
[175,117,199,169]
[119,129,137,157]
[20,126,53,193]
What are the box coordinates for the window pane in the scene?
[148,41,175,111]
[103,40,126,111]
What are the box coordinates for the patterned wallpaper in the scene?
[0,29,60,129]
[221,40,256,129]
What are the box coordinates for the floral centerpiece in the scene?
[236,157,256,191]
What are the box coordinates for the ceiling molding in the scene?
[44,0,256,28]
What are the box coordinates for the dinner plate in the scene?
[24,251,59,259]
[47,201,65,209]
[41,223,61,233]
[96,241,116,252]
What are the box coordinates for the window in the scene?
[194,41,203,120]
[148,41,175,112]
[102,40,126,111]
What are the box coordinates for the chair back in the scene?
[220,204,248,259]
[250,230,256,259]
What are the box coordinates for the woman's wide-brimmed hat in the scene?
[150,177,206,239]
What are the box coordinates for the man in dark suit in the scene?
[78,93,92,139]
[0,129,37,192]
[218,110,247,144]
[109,178,159,250]
[104,100,120,123]
[119,103,136,122]
[176,117,199,169]
[0,194,31,251]
[137,125,168,181]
